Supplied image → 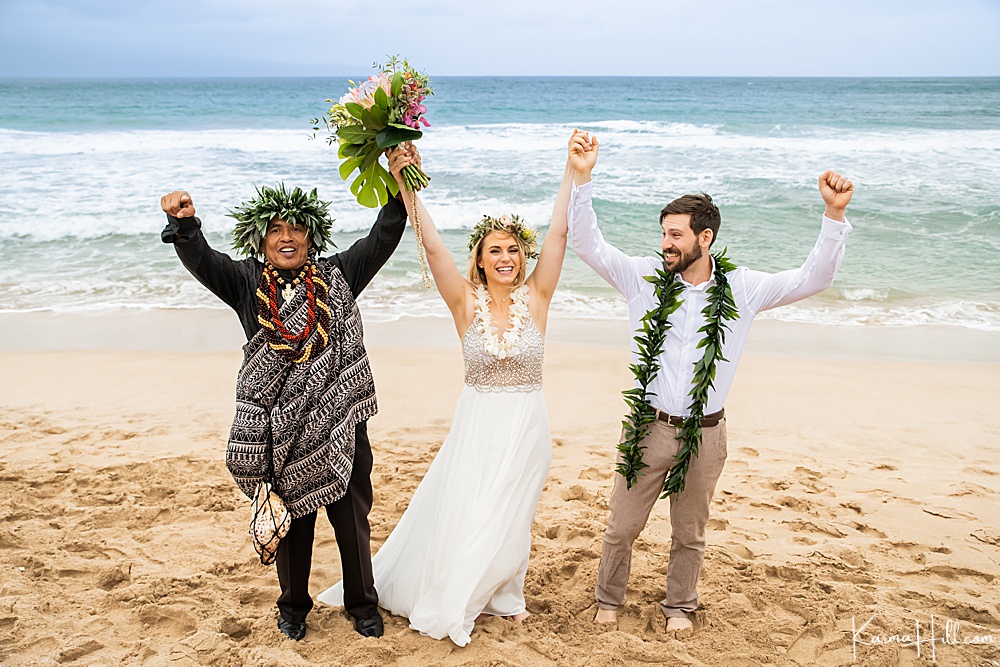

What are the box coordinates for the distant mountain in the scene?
[0,49,365,78]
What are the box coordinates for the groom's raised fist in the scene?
[818,171,853,221]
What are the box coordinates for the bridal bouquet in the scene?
[316,56,432,207]
[314,56,434,286]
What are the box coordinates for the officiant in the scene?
[158,148,411,641]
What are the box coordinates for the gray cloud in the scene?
[0,0,997,76]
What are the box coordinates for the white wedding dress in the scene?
[318,289,551,646]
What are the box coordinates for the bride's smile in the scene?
[478,231,523,287]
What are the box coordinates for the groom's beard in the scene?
[665,243,703,275]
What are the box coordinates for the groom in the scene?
[566,133,853,636]
[159,149,411,641]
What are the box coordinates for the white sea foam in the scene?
[757,299,1000,331]
[2,119,998,332]
[9,292,996,332]
[3,122,999,240]
[0,127,321,155]
[841,287,890,302]
[6,265,996,331]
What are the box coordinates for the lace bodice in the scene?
[462,313,544,392]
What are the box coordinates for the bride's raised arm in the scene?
[389,145,471,322]
[526,130,583,309]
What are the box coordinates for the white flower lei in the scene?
[475,284,530,359]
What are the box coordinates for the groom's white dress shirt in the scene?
[568,180,852,417]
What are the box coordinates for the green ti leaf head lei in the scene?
[617,249,739,499]
[467,214,539,259]
[228,183,336,258]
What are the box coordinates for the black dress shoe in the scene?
[354,613,384,638]
[278,617,306,641]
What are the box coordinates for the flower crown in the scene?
[467,214,539,259]
[228,183,336,258]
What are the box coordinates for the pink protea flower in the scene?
[340,74,393,111]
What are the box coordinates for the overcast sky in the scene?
[1,0,998,77]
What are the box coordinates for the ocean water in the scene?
[1,76,998,329]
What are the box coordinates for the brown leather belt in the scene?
[655,408,725,427]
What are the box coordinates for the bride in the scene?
[318,132,583,646]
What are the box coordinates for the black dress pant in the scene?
[275,421,378,624]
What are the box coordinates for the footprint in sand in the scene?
[577,466,612,481]
[849,522,887,539]
[748,501,784,513]
[905,563,996,584]
[777,495,815,513]
[881,540,929,564]
[963,466,999,477]
[829,547,867,568]
[96,562,132,588]
[706,517,729,531]
[723,542,756,560]
[798,480,832,495]
[949,481,999,497]
[765,564,811,584]
[57,639,104,664]
[793,466,823,480]
[138,604,198,638]
[544,524,597,548]
[971,529,1000,546]
[783,519,845,538]
[784,626,833,665]
[219,616,252,640]
[560,484,600,505]
[839,500,863,515]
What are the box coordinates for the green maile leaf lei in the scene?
[616,249,739,499]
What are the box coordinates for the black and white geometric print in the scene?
[226,259,377,518]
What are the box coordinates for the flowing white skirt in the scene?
[318,385,552,646]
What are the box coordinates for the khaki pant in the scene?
[595,417,727,619]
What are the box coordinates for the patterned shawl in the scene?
[225,260,377,518]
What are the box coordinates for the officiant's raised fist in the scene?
[161,191,196,218]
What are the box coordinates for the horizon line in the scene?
[2,74,998,80]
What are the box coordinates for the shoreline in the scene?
[1,307,999,363]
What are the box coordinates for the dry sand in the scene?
[1,313,998,666]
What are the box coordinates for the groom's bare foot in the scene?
[594,608,617,624]
[666,616,694,639]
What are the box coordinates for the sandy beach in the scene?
[1,311,998,666]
